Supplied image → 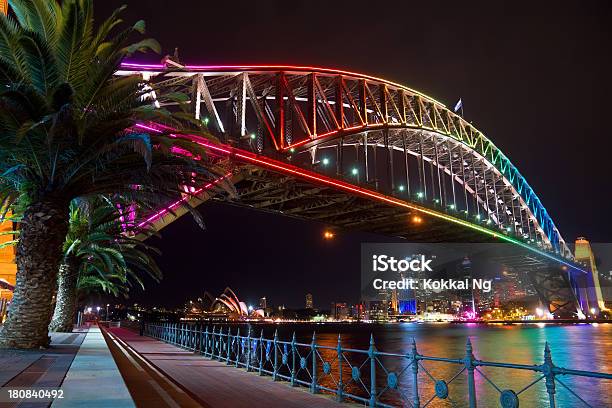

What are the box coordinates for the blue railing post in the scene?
[259,330,264,376]
[219,326,224,360]
[311,332,318,394]
[246,327,252,371]
[204,326,209,357]
[411,338,420,408]
[369,334,377,407]
[273,329,279,381]
[235,328,241,368]
[465,338,477,408]
[337,334,344,402]
[543,342,556,408]
[200,325,208,354]
[291,332,297,386]
[226,327,232,365]
[210,325,217,360]
[218,327,222,359]
[217,326,222,359]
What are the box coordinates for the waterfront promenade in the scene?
[0,325,353,407]
[105,327,351,408]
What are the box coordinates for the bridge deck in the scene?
[107,327,353,408]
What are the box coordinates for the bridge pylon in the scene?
[574,237,606,313]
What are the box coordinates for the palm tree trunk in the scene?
[49,257,79,333]
[0,199,70,349]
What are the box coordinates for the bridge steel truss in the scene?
[119,63,592,316]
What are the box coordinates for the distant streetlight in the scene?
[323,230,335,240]
[322,157,330,166]
[398,185,405,192]
[412,215,423,224]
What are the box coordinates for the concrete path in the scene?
[108,327,353,408]
[51,328,134,408]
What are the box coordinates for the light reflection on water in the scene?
[231,322,611,407]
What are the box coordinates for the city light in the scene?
[412,215,423,224]
[351,168,358,175]
[323,230,335,239]
[416,192,424,198]
[449,204,455,210]
[322,157,330,165]
[250,133,256,140]
[590,307,597,315]
[535,307,543,317]
[398,185,405,191]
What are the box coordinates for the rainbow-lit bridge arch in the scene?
[121,63,568,255]
[118,63,591,315]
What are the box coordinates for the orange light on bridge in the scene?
[412,215,423,224]
[323,230,335,240]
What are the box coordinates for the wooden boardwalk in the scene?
[106,327,354,408]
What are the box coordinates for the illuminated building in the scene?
[330,302,348,320]
[390,289,399,314]
[457,256,475,317]
[367,301,389,322]
[305,293,313,309]
[0,213,16,304]
[259,297,267,310]
[184,287,262,320]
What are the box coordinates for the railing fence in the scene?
[143,323,611,407]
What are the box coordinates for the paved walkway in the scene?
[107,327,352,408]
[50,328,133,408]
[0,330,86,408]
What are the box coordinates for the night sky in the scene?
[94,1,612,309]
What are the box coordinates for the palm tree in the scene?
[49,197,162,332]
[0,0,226,348]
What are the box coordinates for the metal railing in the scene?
[143,323,611,407]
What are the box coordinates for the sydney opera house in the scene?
[185,287,264,320]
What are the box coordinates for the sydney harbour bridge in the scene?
[118,62,600,318]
